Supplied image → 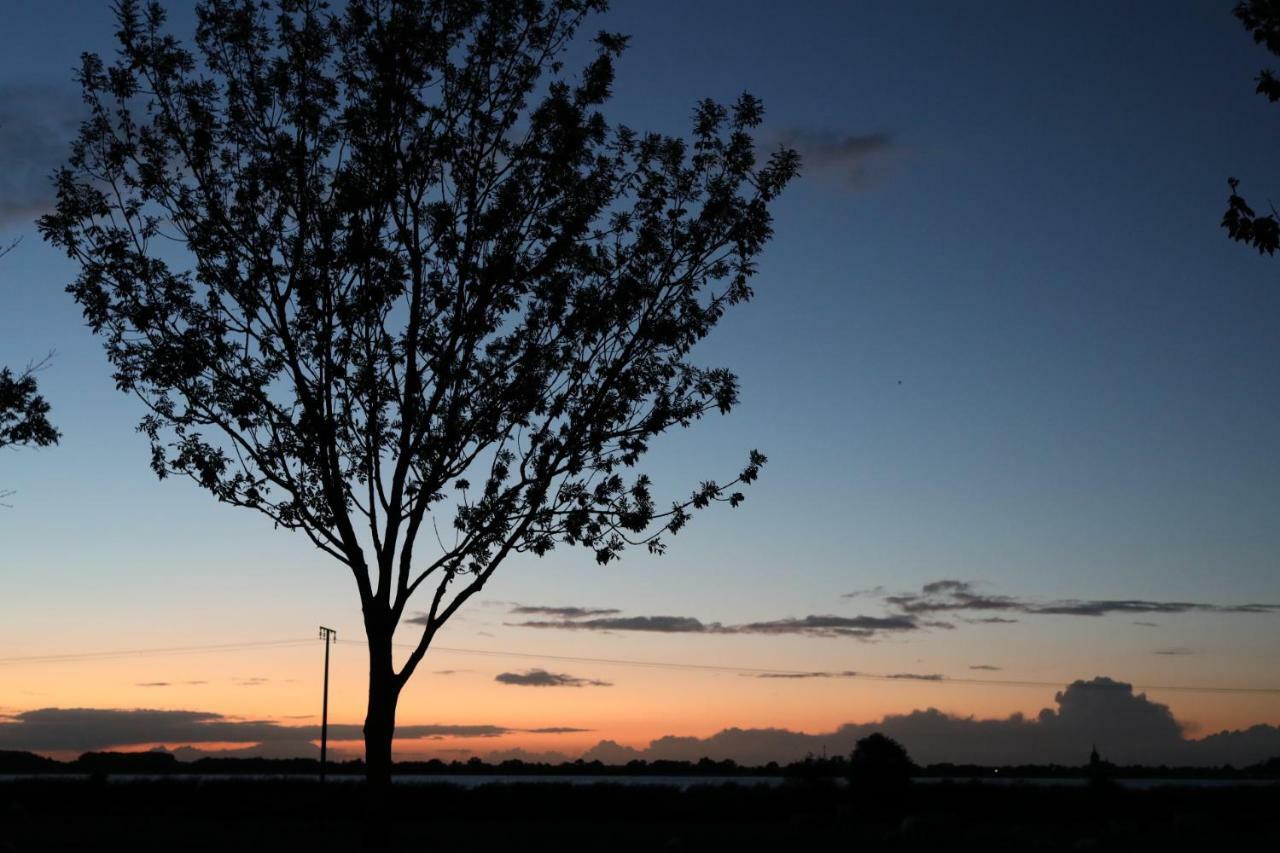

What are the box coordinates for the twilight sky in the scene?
[2,1,1280,765]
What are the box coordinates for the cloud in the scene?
[0,86,83,227]
[508,605,623,619]
[0,708,583,755]
[968,665,1002,671]
[513,615,713,633]
[525,727,593,734]
[511,612,921,640]
[885,580,1280,620]
[730,615,918,639]
[494,669,611,688]
[840,586,886,599]
[136,682,171,688]
[579,677,1280,767]
[1154,647,1194,656]
[885,673,944,681]
[232,677,269,687]
[770,128,898,192]
[482,748,573,764]
[433,669,469,676]
[752,671,860,680]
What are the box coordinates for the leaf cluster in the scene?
[40,0,797,677]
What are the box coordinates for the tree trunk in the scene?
[363,630,399,790]
[362,626,399,852]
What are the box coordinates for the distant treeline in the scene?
[2,750,1278,779]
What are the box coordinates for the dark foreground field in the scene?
[3,778,1278,852]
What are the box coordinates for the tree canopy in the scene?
[40,0,798,786]
[1,240,60,499]
[1223,1,1280,254]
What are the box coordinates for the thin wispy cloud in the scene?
[770,128,899,192]
[494,669,611,688]
[0,86,82,227]
[885,580,1280,620]
[511,615,714,633]
[840,586,886,599]
[135,680,207,688]
[752,670,861,680]
[511,612,921,640]
[508,605,623,619]
[0,708,586,754]
[969,665,1002,671]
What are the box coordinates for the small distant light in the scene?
[993,768,999,774]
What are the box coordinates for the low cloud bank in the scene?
[0,708,587,757]
[5,678,1277,767]
[580,678,1280,767]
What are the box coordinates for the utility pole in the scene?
[318,626,336,782]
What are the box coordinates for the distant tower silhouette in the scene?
[1087,743,1114,789]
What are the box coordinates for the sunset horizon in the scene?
[3,0,1280,804]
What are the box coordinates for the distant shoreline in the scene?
[3,749,1278,781]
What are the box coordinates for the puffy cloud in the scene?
[494,669,611,688]
[581,678,1280,767]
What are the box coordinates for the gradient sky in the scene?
[2,1,1280,763]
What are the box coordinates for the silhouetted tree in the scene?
[1,240,60,502]
[848,733,915,792]
[1223,1,1280,254]
[41,0,797,791]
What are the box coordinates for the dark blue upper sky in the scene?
[2,1,1279,726]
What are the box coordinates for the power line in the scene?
[347,640,1280,697]
[0,638,314,665]
[3,635,1279,697]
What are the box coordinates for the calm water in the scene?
[1,773,1276,789]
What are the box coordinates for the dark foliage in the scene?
[39,0,797,785]
[0,362,59,453]
[3,777,1280,852]
[849,732,916,791]
[1223,2,1280,254]
[3,749,1279,779]
[0,241,60,471]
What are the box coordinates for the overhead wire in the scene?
[2,635,1274,696]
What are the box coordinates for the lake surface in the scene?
[2,773,1276,789]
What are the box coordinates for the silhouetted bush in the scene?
[848,733,916,792]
